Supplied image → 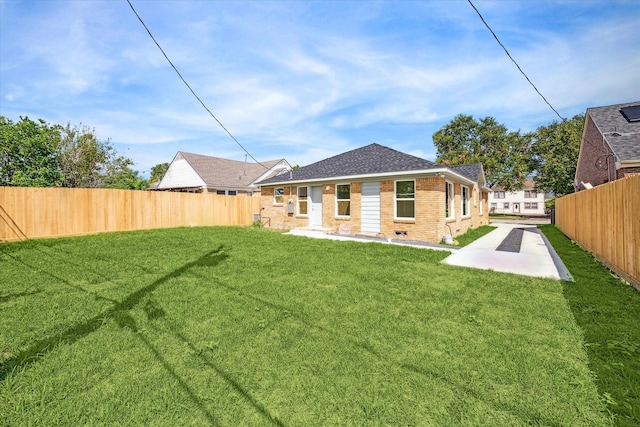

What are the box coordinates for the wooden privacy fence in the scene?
[0,186,262,242]
[555,175,640,289]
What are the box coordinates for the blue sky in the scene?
[1,0,639,177]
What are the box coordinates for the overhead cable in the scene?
[125,0,268,168]
[467,0,566,122]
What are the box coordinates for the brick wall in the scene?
[260,178,489,244]
[575,114,615,189]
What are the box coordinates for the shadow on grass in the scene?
[0,247,227,382]
[0,289,41,303]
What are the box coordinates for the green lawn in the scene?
[541,225,640,427]
[1,227,611,425]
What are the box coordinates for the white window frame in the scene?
[461,185,470,217]
[297,186,308,216]
[445,181,454,219]
[479,191,483,214]
[335,183,351,218]
[395,180,415,220]
[503,202,510,209]
[274,187,284,205]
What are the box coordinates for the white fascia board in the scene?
[263,168,477,187]
[616,160,640,169]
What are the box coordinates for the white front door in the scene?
[310,186,323,227]
[513,203,520,213]
[361,182,381,234]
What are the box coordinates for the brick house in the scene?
[155,151,290,195]
[256,143,489,244]
[575,102,640,191]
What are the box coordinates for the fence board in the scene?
[556,175,640,290]
[0,187,261,242]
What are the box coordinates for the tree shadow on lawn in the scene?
[0,246,228,382]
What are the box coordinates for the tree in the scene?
[0,116,64,187]
[149,162,169,184]
[1,116,147,189]
[57,123,149,189]
[529,114,584,197]
[432,114,531,191]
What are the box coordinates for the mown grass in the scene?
[541,225,640,426]
[0,227,610,425]
[455,225,497,247]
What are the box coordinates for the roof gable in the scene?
[259,143,438,184]
[588,101,640,161]
[158,151,288,190]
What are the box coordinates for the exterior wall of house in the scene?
[574,114,616,190]
[260,177,489,244]
[488,189,545,215]
[157,157,206,190]
[618,166,640,178]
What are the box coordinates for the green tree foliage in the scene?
[530,114,584,197]
[0,116,64,187]
[149,162,169,184]
[432,114,531,191]
[1,116,147,189]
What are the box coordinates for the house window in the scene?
[228,190,237,196]
[216,190,225,195]
[246,191,253,197]
[503,202,510,209]
[445,181,454,218]
[494,191,505,199]
[336,184,350,217]
[461,186,470,216]
[297,186,308,215]
[491,202,497,211]
[216,190,237,196]
[274,187,284,205]
[479,192,483,215]
[524,190,537,198]
[525,202,538,209]
[395,180,415,219]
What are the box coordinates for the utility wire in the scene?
[467,0,566,122]
[125,0,268,169]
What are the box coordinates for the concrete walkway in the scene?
[285,221,571,281]
[442,222,572,280]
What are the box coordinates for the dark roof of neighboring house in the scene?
[588,101,640,161]
[170,152,286,188]
[258,143,440,184]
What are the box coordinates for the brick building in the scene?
[256,143,489,244]
[575,102,640,190]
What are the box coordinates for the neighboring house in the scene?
[489,179,546,215]
[256,143,489,244]
[575,101,640,191]
[155,151,291,195]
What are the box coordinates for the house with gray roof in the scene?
[155,151,290,195]
[256,143,489,244]
[575,101,640,190]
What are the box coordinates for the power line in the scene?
[125,0,268,168]
[467,0,566,122]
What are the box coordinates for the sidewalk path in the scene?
[442,222,572,280]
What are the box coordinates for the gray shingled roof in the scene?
[257,143,440,184]
[449,163,484,183]
[588,101,640,161]
[179,152,285,187]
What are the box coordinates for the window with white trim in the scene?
[524,190,537,198]
[503,202,509,209]
[494,191,506,199]
[525,202,538,209]
[274,187,284,205]
[336,184,350,217]
[445,181,454,218]
[461,186,470,216]
[479,191,483,214]
[297,186,308,215]
[395,180,415,219]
